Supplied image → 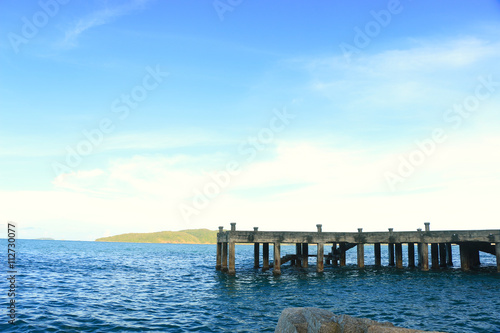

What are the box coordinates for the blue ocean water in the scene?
[1,240,499,332]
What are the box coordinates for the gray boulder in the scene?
[275,308,443,333]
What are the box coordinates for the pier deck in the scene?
[216,223,500,275]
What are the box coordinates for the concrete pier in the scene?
[217,223,500,275]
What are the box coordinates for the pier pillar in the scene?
[460,243,471,271]
[446,243,453,267]
[332,243,338,266]
[439,243,447,267]
[216,226,224,270]
[388,243,395,266]
[395,243,403,268]
[273,242,281,275]
[295,243,302,267]
[388,228,394,266]
[496,242,500,273]
[254,243,260,268]
[262,243,270,271]
[357,244,364,268]
[339,243,346,267]
[302,243,309,268]
[420,243,429,271]
[317,243,324,273]
[431,243,439,269]
[216,242,222,270]
[230,222,236,231]
[357,228,364,268]
[408,242,415,268]
[374,243,381,266]
[228,241,235,275]
[417,228,422,267]
[222,242,228,272]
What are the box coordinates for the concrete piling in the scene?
[302,243,309,268]
[408,242,415,268]
[296,243,302,267]
[228,242,235,275]
[317,243,324,273]
[273,242,281,275]
[420,243,429,271]
[395,243,403,268]
[431,243,439,269]
[263,243,269,271]
[439,243,447,267]
[357,228,364,268]
[374,243,381,266]
[222,242,228,272]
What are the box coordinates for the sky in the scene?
[0,0,499,241]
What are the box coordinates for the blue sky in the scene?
[1,0,499,240]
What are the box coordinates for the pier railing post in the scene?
[263,243,269,271]
[273,242,281,275]
[317,243,324,273]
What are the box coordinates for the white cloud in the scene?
[62,0,151,47]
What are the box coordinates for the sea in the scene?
[1,240,499,332]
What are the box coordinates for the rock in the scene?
[275,308,444,333]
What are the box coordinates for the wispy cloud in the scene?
[62,0,151,48]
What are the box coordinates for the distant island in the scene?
[35,237,55,240]
[95,229,219,244]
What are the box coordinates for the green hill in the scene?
[95,229,218,244]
